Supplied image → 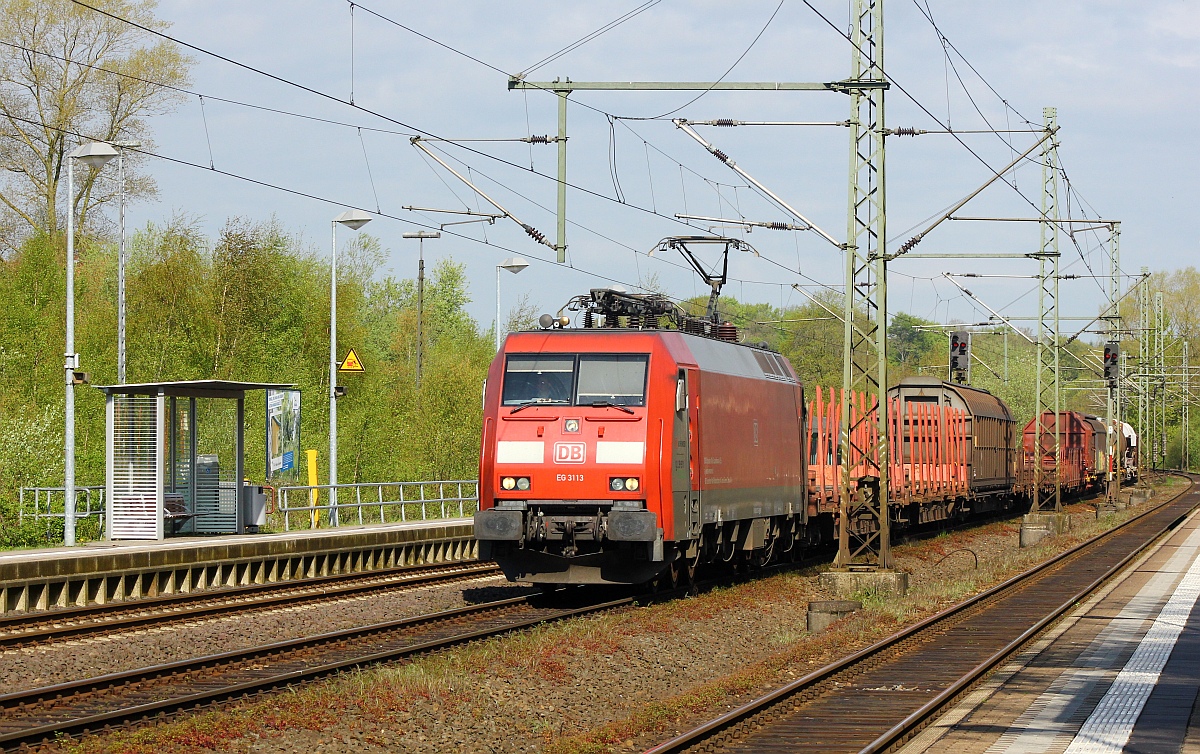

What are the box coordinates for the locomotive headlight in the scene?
[516,477,531,491]
[625,477,640,491]
[610,477,625,491]
[501,477,517,490]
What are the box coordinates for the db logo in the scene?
[553,442,586,464]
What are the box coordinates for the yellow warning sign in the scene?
[339,348,365,373]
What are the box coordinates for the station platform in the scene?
[903,501,1200,754]
[0,518,475,616]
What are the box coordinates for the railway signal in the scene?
[950,331,970,384]
[1103,342,1120,384]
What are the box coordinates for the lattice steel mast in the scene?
[1032,107,1062,513]
[1156,290,1165,469]
[1138,267,1150,472]
[1106,222,1121,505]
[835,0,892,569]
[1184,340,1190,471]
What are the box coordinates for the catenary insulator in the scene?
[522,224,547,244]
[714,119,737,127]
[897,234,924,255]
[711,149,730,163]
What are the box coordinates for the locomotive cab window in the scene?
[502,353,649,407]
[502,355,575,405]
[577,355,648,406]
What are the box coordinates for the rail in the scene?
[273,480,479,530]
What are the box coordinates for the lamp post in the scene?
[64,141,118,546]
[113,140,141,385]
[496,257,529,350]
[402,231,440,386]
[330,209,371,527]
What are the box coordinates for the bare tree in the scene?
[0,0,191,252]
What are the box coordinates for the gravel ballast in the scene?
[0,576,531,693]
[34,477,1185,754]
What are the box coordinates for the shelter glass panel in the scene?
[109,396,161,539]
[193,397,238,534]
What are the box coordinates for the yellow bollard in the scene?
[306,449,319,529]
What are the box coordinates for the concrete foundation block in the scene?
[1020,511,1072,548]
[818,569,909,598]
[1127,487,1153,505]
[807,599,862,633]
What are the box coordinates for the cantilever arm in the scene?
[411,138,556,250]
[674,120,842,249]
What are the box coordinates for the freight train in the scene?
[474,286,1133,587]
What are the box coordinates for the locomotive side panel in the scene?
[683,335,805,532]
[695,370,804,524]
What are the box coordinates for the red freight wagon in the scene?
[475,322,806,586]
[1022,411,1101,495]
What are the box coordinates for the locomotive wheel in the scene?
[668,558,681,589]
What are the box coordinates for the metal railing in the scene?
[18,486,107,539]
[273,480,478,531]
[19,486,106,522]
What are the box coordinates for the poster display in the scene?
[266,388,301,482]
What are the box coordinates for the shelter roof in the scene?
[94,380,295,398]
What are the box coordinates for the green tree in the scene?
[0,0,192,251]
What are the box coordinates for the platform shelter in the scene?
[96,380,294,540]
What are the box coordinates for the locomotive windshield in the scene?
[502,354,648,407]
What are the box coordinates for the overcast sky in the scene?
[122,1,1198,333]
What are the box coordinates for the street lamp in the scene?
[402,231,440,386]
[330,209,371,527]
[64,141,118,546]
[113,140,141,385]
[496,257,529,350]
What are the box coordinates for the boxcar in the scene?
[1022,411,1093,494]
[887,378,1017,508]
[1082,415,1109,486]
[1121,422,1139,482]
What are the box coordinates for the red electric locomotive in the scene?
[474,288,807,586]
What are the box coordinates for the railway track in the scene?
[0,560,503,649]
[0,589,633,751]
[646,474,1199,754]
